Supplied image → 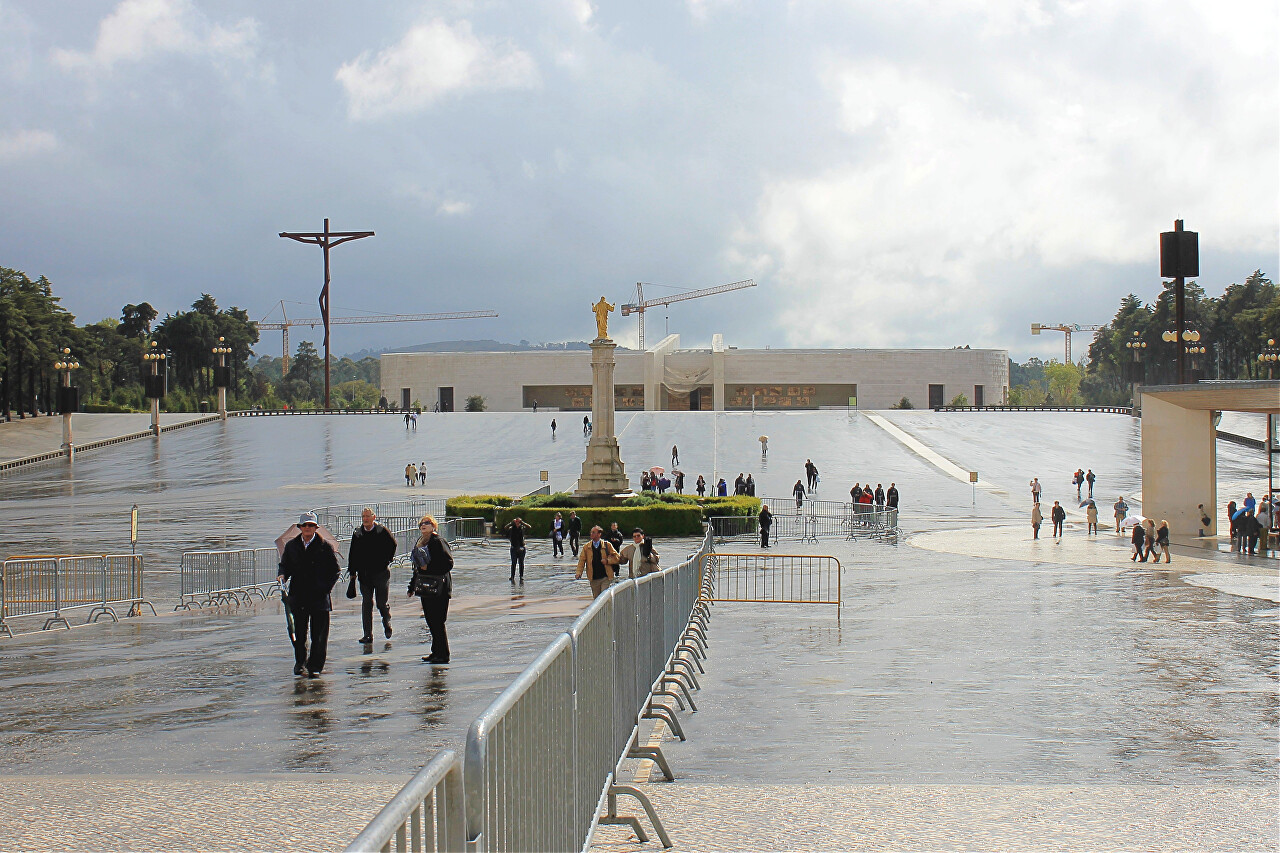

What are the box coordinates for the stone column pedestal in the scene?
[576,338,629,498]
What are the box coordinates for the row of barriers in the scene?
[176,548,282,609]
[347,529,715,852]
[710,507,897,544]
[313,500,448,538]
[0,555,155,634]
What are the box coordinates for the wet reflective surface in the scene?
[0,411,1273,784]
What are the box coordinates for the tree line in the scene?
[0,266,383,418]
[1008,270,1278,406]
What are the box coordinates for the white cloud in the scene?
[0,128,57,160]
[730,23,1278,350]
[437,199,473,216]
[568,0,594,26]
[336,19,538,120]
[52,0,257,72]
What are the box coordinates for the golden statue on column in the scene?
[592,297,614,340]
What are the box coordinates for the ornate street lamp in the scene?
[54,347,80,458]
[1124,331,1146,411]
[1257,338,1279,380]
[211,336,232,420]
[1161,328,1206,382]
[143,341,167,435]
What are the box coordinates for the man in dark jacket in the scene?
[349,507,398,643]
[502,517,532,582]
[567,511,582,557]
[1051,501,1066,538]
[886,483,899,509]
[278,512,341,677]
[759,504,773,548]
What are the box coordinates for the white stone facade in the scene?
[380,335,1009,412]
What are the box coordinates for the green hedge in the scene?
[495,505,705,538]
[446,494,515,523]
[695,496,761,519]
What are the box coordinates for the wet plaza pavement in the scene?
[0,410,1275,850]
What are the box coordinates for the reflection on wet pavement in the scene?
[0,411,1273,850]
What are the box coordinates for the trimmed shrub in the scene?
[696,496,761,519]
[516,492,582,509]
[446,494,515,523]
[494,505,704,538]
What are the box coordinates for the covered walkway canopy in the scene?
[1139,380,1279,535]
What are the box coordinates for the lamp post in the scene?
[1161,328,1205,382]
[1124,330,1146,412]
[1258,338,1279,380]
[143,341,167,435]
[211,336,232,420]
[54,348,80,459]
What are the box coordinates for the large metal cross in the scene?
[279,218,374,409]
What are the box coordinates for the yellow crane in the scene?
[1030,322,1103,364]
[621,280,756,349]
[256,301,498,373]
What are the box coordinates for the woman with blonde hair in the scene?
[1156,520,1171,564]
[407,514,454,664]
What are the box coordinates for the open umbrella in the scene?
[274,523,343,562]
[1080,498,1095,508]
[649,466,665,477]
[1121,515,1146,529]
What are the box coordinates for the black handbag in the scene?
[345,575,357,599]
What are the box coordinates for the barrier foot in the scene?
[597,815,648,843]
[626,744,675,782]
[652,688,685,712]
[43,615,70,631]
[0,623,12,638]
[607,785,673,848]
[660,677,697,711]
[87,606,119,624]
[642,705,685,741]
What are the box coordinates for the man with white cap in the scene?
[277,511,341,677]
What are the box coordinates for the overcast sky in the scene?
[1,0,1276,361]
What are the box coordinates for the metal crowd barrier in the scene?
[349,530,715,853]
[314,500,447,537]
[176,548,283,609]
[714,504,898,545]
[1,555,155,635]
[698,553,841,606]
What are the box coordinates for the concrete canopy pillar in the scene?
[644,334,679,411]
[1140,394,1217,536]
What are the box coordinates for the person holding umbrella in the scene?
[277,512,341,677]
[407,515,454,664]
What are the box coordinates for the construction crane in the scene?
[620,279,756,349]
[257,302,499,373]
[1031,323,1103,364]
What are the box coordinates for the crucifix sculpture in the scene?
[279,218,374,409]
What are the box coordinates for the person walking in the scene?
[551,418,557,436]
[575,526,619,598]
[277,512,341,677]
[1130,520,1146,562]
[1073,469,1084,501]
[1031,502,1042,539]
[674,471,684,494]
[404,411,411,429]
[1086,500,1098,535]
[1142,519,1158,562]
[1051,501,1065,538]
[349,508,397,644]
[502,516,532,582]
[1113,497,1128,533]
[418,462,427,486]
[671,445,679,467]
[606,522,625,553]
[550,512,566,558]
[759,504,773,548]
[1086,469,1096,498]
[583,415,590,436]
[405,463,416,487]
[532,399,538,413]
[1030,478,1042,504]
[1155,520,1171,563]
[804,460,816,491]
[760,435,768,455]
[619,528,660,578]
[696,475,706,497]
[793,479,806,511]
[407,515,453,664]
[567,510,582,557]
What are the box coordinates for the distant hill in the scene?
[343,339,628,359]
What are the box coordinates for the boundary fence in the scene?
[1,555,155,634]
[713,504,897,544]
[176,548,282,609]
[314,500,448,538]
[0,414,222,474]
[698,552,841,606]
[935,405,1133,414]
[348,530,715,853]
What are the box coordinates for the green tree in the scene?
[465,394,487,412]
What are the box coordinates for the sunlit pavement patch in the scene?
[1183,573,1280,602]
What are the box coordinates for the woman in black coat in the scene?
[408,514,454,664]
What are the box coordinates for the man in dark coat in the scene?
[349,507,398,643]
[567,511,583,557]
[278,512,341,677]
[502,517,532,582]
[1050,501,1066,538]
[759,504,773,548]
[886,483,899,509]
